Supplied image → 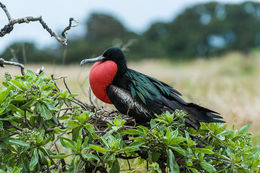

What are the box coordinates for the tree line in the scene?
[1,1,260,64]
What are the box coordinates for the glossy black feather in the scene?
[108,68,224,129]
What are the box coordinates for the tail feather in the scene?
[184,103,225,123]
[206,112,223,119]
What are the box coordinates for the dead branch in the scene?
[0,2,77,45]
[36,66,45,76]
[0,58,25,75]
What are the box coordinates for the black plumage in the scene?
[80,48,224,129]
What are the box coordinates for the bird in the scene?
[80,47,224,129]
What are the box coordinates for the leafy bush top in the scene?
[0,71,259,172]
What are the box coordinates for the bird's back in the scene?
[107,68,224,129]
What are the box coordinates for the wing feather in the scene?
[116,69,224,127]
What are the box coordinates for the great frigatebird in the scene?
[80,48,224,129]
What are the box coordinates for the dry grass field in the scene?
[1,52,260,143]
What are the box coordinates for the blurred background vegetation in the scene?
[1,1,260,144]
[2,1,260,63]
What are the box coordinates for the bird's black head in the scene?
[80,48,126,66]
[80,47,128,81]
[102,48,126,65]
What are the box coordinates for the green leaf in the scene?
[84,123,95,134]
[238,124,250,135]
[54,127,67,133]
[169,145,186,156]
[216,134,225,141]
[150,119,156,128]
[81,152,100,161]
[38,149,48,164]
[69,93,79,97]
[75,133,82,152]
[137,126,149,134]
[200,161,216,173]
[0,86,11,104]
[58,115,70,120]
[76,112,88,124]
[194,148,214,155]
[151,152,161,162]
[114,115,125,127]
[36,103,52,120]
[171,137,186,145]
[41,134,54,145]
[29,149,39,171]
[72,126,82,142]
[110,159,120,173]
[60,137,77,152]
[119,146,140,153]
[26,70,36,77]
[8,104,24,115]
[0,107,5,115]
[0,121,3,131]
[0,115,15,121]
[122,129,143,135]
[14,94,25,101]
[68,120,81,128]
[89,144,110,153]
[168,149,179,173]
[21,99,37,109]
[50,153,72,159]
[188,167,200,173]
[185,131,196,147]
[41,104,53,120]
[4,138,30,147]
[21,154,30,172]
[10,166,21,173]
[10,80,25,91]
[186,160,193,166]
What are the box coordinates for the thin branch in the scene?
[0,2,77,45]
[0,58,25,75]
[62,77,72,94]
[36,66,44,76]
[48,132,66,150]
[88,86,95,106]
[7,130,19,137]
[0,2,12,21]
[67,98,89,111]
[61,17,78,38]
[10,124,23,131]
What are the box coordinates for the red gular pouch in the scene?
[89,60,118,104]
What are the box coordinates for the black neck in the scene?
[113,63,127,83]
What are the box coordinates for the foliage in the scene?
[0,71,259,172]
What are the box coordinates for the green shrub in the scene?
[0,71,259,172]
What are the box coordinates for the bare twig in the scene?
[62,77,72,94]
[88,86,95,106]
[0,2,11,21]
[10,124,23,131]
[48,132,66,150]
[7,130,19,137]
[61,17,78,38]
[0,2,77,45]
[36,66,44,75]
[0,58,25,75]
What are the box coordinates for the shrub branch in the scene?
[0,58,25,75]
[0,2,77,45]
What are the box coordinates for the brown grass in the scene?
[1,52,260,132]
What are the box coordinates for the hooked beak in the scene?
[80,56,105,66]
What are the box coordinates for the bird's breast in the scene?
[89,61,118,104]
